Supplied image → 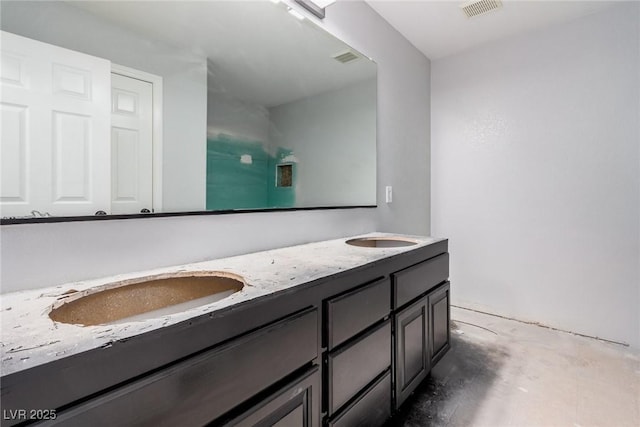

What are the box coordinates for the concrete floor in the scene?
[387,306,640,427]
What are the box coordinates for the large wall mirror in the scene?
[0,0,377,221]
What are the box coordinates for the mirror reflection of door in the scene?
[1,0,377,218]
[0,30,161,218]
[110,72,154,214]
[0,30,111,218]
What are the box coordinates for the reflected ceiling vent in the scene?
[333,50,360,64]
[460,0,503,18]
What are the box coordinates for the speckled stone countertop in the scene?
[0,232,444,377]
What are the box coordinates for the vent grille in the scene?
[333,51,359,64]
[460,0,503,18]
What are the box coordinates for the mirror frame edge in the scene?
[0,205,378,226]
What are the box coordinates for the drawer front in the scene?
[45,308,318,427]
[392,253,449,309]
[327,320,391,415]
[328,370,391,427]
[326,277,390,349]
[230,367,320,427]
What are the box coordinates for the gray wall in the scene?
[269,78,377,207]
[431,3,640,347]
[320,2,432,234]
[0,1,208,212]
[0,0,432,293]
[207,60,271,143]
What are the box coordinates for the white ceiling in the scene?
[67,1,376,107]
[365,0,619,59]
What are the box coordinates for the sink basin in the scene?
[49,273,245,326]
[346,237,417,248]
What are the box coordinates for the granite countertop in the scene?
[0,232,444,377]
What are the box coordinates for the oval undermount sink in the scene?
[49,273,245,326]
[346,237,418,248]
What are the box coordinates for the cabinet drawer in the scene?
[229,367,320,427]
[327,320,391,415]
[45,308,318,427]
[392,253,449,309]
[327,370,391,427]
[325,277,390,349]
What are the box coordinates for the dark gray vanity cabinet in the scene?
[391,253,450,409]
[323,278,392,426]
[1,239,451,427]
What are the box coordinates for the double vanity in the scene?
[1,233,450,426]
[1,3,444,425]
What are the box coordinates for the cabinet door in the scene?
[393,295,429,409]
[428,282,451,366]
[229,367,320,427]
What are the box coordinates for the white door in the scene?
[0,30,111,217]
[110,73,153,214]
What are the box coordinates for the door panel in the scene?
[429,282,451,366]
[52,64,92,100]
[394,295,429,409]
[110,73,153,214]
[112,127,140,202]
[0,103,27,203]
[402,312,425,386]
[52,111,91,201]
[0,30,111,217]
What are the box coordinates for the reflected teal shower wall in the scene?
[206,135,295,210]
[206,136,268,210]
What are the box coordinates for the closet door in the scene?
[1,30,111,217]
[110,73,153,214]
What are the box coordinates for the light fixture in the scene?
[294,0,337,19]
[308,0,336,7]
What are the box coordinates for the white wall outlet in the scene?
[385,186,393,203]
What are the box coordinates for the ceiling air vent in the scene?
[333,50,360,64]
[460,0,503,18]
